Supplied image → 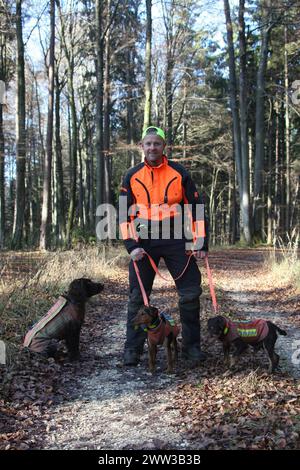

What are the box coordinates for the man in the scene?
[119,126,208,366]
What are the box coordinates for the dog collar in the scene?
[147,317,161,331]
[223,326,229,335]
[135,317,161,333]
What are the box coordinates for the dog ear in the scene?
[68,279,81,293]
[68,278,87,300]
[217,316,227,332]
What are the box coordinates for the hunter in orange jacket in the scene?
[120,126,208,367]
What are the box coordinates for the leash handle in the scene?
[205,256,219,314]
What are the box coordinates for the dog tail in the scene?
[275,325,287,336]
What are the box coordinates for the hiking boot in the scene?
[123,349,141,366]
[182,346,207,364]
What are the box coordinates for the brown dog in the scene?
[24,278,104,361]
[133,306,180,374]
[207,315,287,373]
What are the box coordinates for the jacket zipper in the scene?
[164,177,178,203]
[135,178,151,207]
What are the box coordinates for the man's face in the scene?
[141,134,165,166]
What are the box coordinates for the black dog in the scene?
[207,315,287,373]
[24,278,104,360]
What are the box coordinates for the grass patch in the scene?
[268,258,300,291]
[0,245,129,345]
[265,232,300,291]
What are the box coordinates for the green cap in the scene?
[142,126,166,141]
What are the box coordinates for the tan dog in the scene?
[133,305,180,374]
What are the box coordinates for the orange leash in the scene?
[133,252,193,307]
[133,260,150,307]
[205,256,219,314]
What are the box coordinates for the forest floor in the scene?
[1,248,300,450]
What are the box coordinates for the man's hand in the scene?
[130,247,146,261]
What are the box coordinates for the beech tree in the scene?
[11,0,26,249]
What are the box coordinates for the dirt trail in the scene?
[14,249,300,450]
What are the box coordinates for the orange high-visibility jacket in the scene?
[119,155,208,253]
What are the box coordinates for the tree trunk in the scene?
[0,28,5,248]
[182,78,187,160]
[143,0,152,131]
[165,49,173,157]
[26,87,34,245]
[290,177,299,230]
[161,0,176,158]
[54,69,66,243]
[267,105,274,245]
[57,0,78,247]
[223,0,242,191]
[228,169,237,244]
[0,102,4,248]
[284,24,290,233]
[12,0,26,249]
[209,168,219,246]
[40,0,55,250]
[238,0,251,244]
[78,134,84,230]
[126,48,135,168]
[82,106,92,231]
[88,141,94,231]
[65,73,78,246]
[223,0,252,244]
[103,0,111,205]
[33,72,45,163]
[96,0,104,209]
[253,1,272,237]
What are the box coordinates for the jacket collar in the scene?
[144,155,168,169]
